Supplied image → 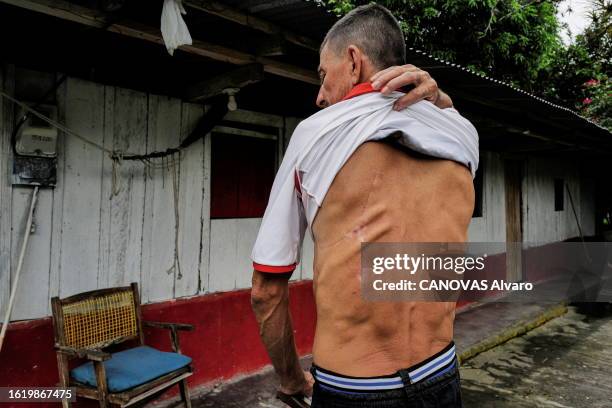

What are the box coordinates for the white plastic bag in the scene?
[161,0,193,56]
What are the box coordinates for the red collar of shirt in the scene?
[341,82,378,101]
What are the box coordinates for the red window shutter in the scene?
[211,133,276,218]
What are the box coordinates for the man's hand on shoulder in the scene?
[370,64,454,111]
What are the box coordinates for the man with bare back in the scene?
[251,5,477,407]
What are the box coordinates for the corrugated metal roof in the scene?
[404,48,612,151]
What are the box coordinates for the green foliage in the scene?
[320,0,611,130]
[580,78,612,129]
[319,0,355,15]
[322,0,563,92]
[541,0,611,129]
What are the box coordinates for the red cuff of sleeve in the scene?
[253,262,297,273]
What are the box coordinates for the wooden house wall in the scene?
[0,67,308,321]
[522,156,594,245]
[467,151,507,242]
[0,67,597,322]
[468,151,594,245]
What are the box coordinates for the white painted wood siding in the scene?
[468,151,506,242]
[0,70,308,321]
[522,156,588,245]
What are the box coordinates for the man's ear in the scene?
[347,45,362,86]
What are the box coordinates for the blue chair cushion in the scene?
[70,346,192,393]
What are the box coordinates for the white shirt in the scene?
[251,85,479,273]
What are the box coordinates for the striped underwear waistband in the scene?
[313,342,457,393]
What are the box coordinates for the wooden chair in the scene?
[51,283,194,408]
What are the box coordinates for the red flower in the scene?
[584,79,599,87]
[582,97,593,105]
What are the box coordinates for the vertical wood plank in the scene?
[209,218,262,291]
[48,74,67,303]
[141,94,180,302]
[58,78,105,298]
[199,124,212,294]
[104,88,148,291]
[565,171,581,239]
[106,88,148,289]
[99,87,147,287]
[0,65,13,319]
[97,85,115,289]
[505,160,523,282]
[520,156,584,245]
[208,219,238,292]
[10,69,56,319]
[10,186,53,320]
[467,151,506,246]
[175,103,205,298]
[234,218,262,289]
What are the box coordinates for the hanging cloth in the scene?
[161,0,193,56]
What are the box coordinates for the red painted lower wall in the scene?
[0,280,316,407]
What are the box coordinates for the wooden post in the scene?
[170,327,181,354]
[179,378,192,408]
[131,282,145,346]
[93,361,109,408]
[56,353,71,408]
[505,160,523,282]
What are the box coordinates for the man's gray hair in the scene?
[321,4,406,69]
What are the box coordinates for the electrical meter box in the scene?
[15,106,58,157]
[11,105,58,187]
